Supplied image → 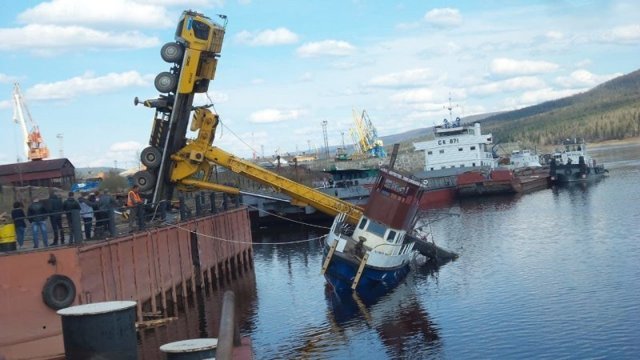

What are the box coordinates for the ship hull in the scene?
[322,245,411,294]
[550,164,607,183]
[0,208,253,360]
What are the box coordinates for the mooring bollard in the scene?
[57,301,138,360]
[160,338,218,360]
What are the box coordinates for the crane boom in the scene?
[12,83,50,161]
[169,108,364,225]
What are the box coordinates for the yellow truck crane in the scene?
[133,11,363,225]
[133,10,226,204]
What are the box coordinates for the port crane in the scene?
[12,83,50,161]
[349,109,386,159]
[132,11,364,225]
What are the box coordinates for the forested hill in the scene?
[481,69,640,146]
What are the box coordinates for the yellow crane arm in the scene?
[169,108,364,225]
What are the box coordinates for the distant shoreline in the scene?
[590,136,640,148]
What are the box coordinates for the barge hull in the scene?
[0,208,253,360]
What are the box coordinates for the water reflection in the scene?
[137,268,257,359]
[325,276,442,359]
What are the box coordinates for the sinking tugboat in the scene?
[321,166,430,293]
[549,138,607,183]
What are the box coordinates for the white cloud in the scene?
[545,31,564,40]
[192,91,229,107]
[390,88,435,104]
[424,8,462,28]
[0,100,11,109]
[602,24,640,44]
[470,76,547,96]
[25,71,152,101]
[298,72,313,82]
[249,108,306,123]
[81,140,145,167]
[296,40,356,58]
[109,141,145,153]
[0,73,18,84]
[575,59,592,68]
[555,70,622,88]
[235,28,299,46]
[490,58,559,76]
[18,0,172,29]
[366,68,436,88]
[0,24,159,52]
[136,0,218,6]
[508,88,585,108]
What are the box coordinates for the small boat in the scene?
[508,149,542,169]
[321,167,427,293]
[549,139,607,183]
[318,167,378,206]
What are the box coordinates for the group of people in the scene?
[11,189,119,249]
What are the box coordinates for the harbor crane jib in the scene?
[350,109,386,159]
[12,83,50,161]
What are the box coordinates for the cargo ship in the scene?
[413,118,498,204]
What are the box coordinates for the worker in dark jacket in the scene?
[27,198,49,248]
[97,189,118,237]
[48,190,64,245]
[11,201,27,249]
[62,192,81,243]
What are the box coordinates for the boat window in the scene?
[427,151,433,155]
[358,218,367,230]
[367,220,386,237]
[439,150,444,154]
[430,167,434,171]
[386,230,397,242]
[470,146,476,150]
[472,162,476,166]
[458,148,463,151]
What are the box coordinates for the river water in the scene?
[141,143,640,359]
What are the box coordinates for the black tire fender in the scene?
[42,274,76,310]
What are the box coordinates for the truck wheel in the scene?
[155,72,177,93]
[161,42,184,63]
[141,146,162,169]
[133,171,156,192]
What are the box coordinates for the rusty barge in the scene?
[0,208,253,359]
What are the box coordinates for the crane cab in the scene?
[168,11,226,94]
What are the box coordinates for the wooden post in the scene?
[217,291,240,360]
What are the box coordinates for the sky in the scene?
[0,0,639,169]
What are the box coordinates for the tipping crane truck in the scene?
[132,11,456,264]
[133,11,364,225]
[133,10,226,205]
